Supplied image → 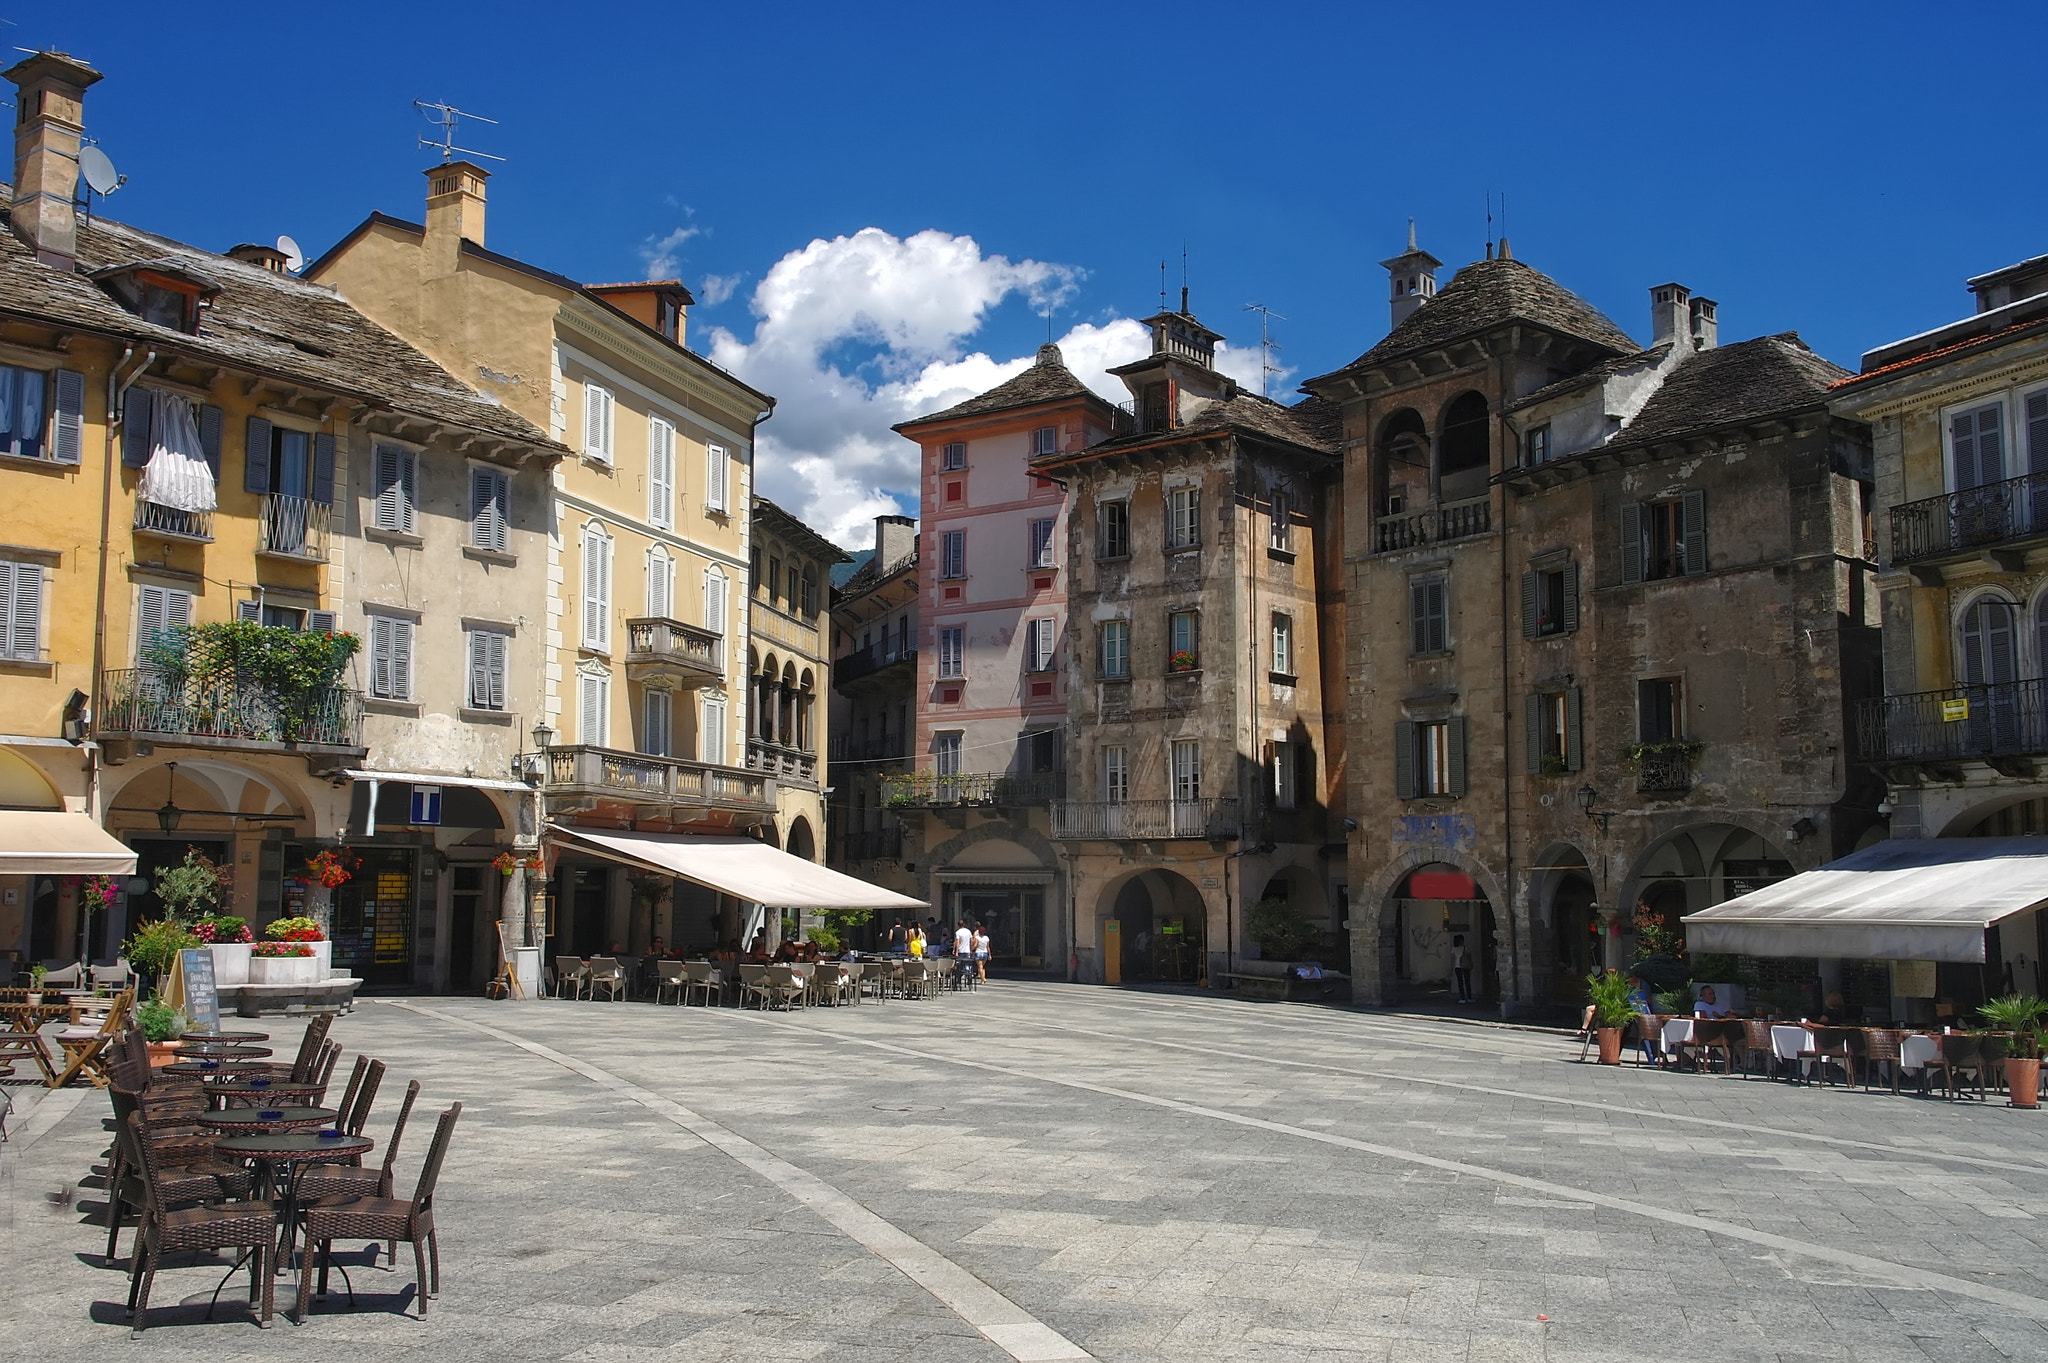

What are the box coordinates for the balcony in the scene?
[1891,473,2048,567]
[830,734,907,763]
[1629,743,1698,796]
[1374,495,1491,553]
[624,617,723,688]
[133,501,213,543]
[1856,680,2048,766]
[544,744,774,817]
[257,493,331,561]
[98,668,364,754]
[834,643,916,691]
[1051,797,1241,840]
[841,827,903,862]
[882,771,1064,809]
[750,604,822,657]
[746,739,818,787]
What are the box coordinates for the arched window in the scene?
[1959,593,2018,686]
[1376,408,1427,517]
[1438,391,1490,501]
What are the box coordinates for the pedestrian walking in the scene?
[1451,935,1473,1003]
[973,924,990,980]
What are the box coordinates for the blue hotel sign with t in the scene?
[410,784,442,826]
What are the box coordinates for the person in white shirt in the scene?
[953,924,973,958]
[973,925,990,980]
[1694,985,1731,1019]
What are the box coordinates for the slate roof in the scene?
[1502,345,1673,415]
[753,495,852,564]
[897,343,1103,429]
[0,188,559,450]
[1315,257,1638,379]
[1605,334,1848,451]
[1038,390,1340,468]
[835,544,916,600]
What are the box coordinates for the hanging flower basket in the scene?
[304,847,358,888]
[493,852,544,876]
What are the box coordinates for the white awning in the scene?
[0,812,139,876]
[546,824,926,910]
[1681,836,2048,963]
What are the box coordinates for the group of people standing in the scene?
[883,919,991,980]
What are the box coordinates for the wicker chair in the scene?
[239,1012,335,1081]
[297,1079,420,1265]
[297,1102,461,1323]
[1740,1019,1777,1078]
[1863,1028,1903,1094]
[101,1055,254,1266]
[122,1112,275,1336]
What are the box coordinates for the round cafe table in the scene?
[200,1105,337,1134]
[163,1055,276,1078]
[204,1076,327,1109]
[212,1130,374,1269]
[181,1030,269,1043]
[174,1041,273,1058]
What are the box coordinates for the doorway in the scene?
[569,867,610,956]
[333,846,417,989]
[450,865,487,995]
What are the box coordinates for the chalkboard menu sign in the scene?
[177,948,221,1033]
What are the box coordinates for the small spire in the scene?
[1407,218,1417,251]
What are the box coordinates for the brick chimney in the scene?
[423,160,489,273]
[873,514,916,571]
[5,51,102,272]
[1649,283,1691,347]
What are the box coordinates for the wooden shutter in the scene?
[1988,604,2017,684]
[468,632,489,708]
[167,589,191,631]
[121,386,153,467]
[1524,695,1542,775]
[1394,720,1418,800]
[648,549,671,618]
[585,386,608,459]
[1619,501,1643,584]
[1561,561,1581,632]
[311,433,336,506]
[391,619,414,701]
[1446,716,1468,798]
[399,449,418,533]
[7,562,38,659]
[1520,571,1539,639]
[487,632,507,710]
[370,616,394,697]
[643,689,670,756]
[579,672,604,744]
[1680,489,1707,576]
[137,585,165,655]
[197,404,223,480]
[472,469,508,552]
[1976,405,2006,485]
[309,609,337,634]
[707,445,728,511]
[701,694,725,763]
[373,446,401,530]
[244,416,272,494]
[51,369,85,464]
[648,418,673,526]
[1410,580,1428,655]
[2027,392,2048,476]
[1566,686,1584,772]
[704,569,725,635]
[0,563,16,657]
[237,600,262,622]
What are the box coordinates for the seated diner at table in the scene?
[1694,985,1731,1019]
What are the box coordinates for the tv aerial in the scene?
[414,99,505,163]
[276,235,304,274]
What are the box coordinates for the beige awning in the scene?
[1682,836,2048,963]
[0,812,139,876]
[546,824,926,910]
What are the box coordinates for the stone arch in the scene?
[1937,793,2048,837]
[1375,407,1428,516]
[1091,865,1209,984]
[1354,846,1510,1009]
[105,757,308,824]
[785,815,816,862]
[0,746,62,809]
[1437,389,1491,500]
[1954,585,2021,686]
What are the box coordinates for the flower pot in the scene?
[146,1041,179,1068]
[1596,1027,1623,1065]
[2006,1057,2041,1108]
[248,954,323,986]
[208,942,252,986]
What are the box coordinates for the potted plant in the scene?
[121,917,201,996]
[1978,994,2048,1108]
[194,913,255,986]
[251,915,329,986]
[1167,650,1199,674]
[136,996,188,1066]
[1584,969,1638,1065]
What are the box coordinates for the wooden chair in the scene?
[0,992,61,1083]
[298,1103,461,1323]
[1862,1029,1903,1093]
[49,987,132,1088]
[585,957,627,1002]
[122,1112,276,1336]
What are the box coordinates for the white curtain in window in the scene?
[139,391,217,512]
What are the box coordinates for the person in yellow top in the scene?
[907,927,926,958]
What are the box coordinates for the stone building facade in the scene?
[826,515,920,917]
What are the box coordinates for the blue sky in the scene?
[44,1,2047,545]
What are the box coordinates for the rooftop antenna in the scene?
[1180,247,1189,313]
[414,99,506,163]
[1159,260,1167,313]
[1243,303,1285,398]
[1485,191,1494,260]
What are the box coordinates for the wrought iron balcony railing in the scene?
[840,827,903,861]
[834,643,916,688]
[132,501,213,542]
[98,668,363,749]
[1633,747,1696,795]
[1856,679,2048,762]
[882,771,1064,808]
[1891,472,2048,566]
[1051,796,1240,840]
[1374,495,1491,553]
[257,493,331,560]
[544,744,773,810]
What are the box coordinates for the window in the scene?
[1410,575,1448,655]
[136,584,192,657]
[1520,561,1579,638]
[1621,491,1705,582]
[467,630,508,711]
[581,524,613,650]
[1394,718,1465,799]
[1950,402,2006,490]
[470,467,510,553]
[1029,518,1056,569]
[1098,500,1130,559]
[1102,745,1129,803]
[369,615,415,702]
[0,363,83,463]
[933,731,962,777]
[1167,486,1200,550]
[647,417,675,528]
[941,441,966,470]
[1032,425,1060,457]
[786,563,801,605]
[1269,488,1292,551]
[372,445,418,534]
[940,530,967,579]
[579,670,609,746]
[583,384,615,462]
[1100,620,1130,678]
[1169,610,1199,670]
[799,571,817,618]
[1271,613,1294,677]
[1271,740,1299,809]
[767,556,783,603]
[641,689,671,757]
[0,560,41,660]
[700,693,726,763]
[1171,740,1201,802]
[1638,678,1682,742]
[1021,728,1061,773]
[705,443,730,512]
[703,567,728,639]
[1524,688,1583,774]
[1525,424,1551,465]
[646,546,673,618]
[1025,618,1057,673]
[937,626,965,679]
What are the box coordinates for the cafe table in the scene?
[200,1105,337,1135]
[163,1055,276,1079]
[203,1075,328,1109]
[213,1129,374,1269]
[181,1029,269,1043]
[174,1041,273,1058]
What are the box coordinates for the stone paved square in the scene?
[7,983,2048,1361]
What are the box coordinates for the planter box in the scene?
[146,1040,179,1068]
[248,952,324,986]
[208,942,252,986]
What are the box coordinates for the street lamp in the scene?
[156,761,183,834]
[531,720,555,753]
[1575,783,1609,835]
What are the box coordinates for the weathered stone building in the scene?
[826,515,919,915]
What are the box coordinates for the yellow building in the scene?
[309,163,788,957]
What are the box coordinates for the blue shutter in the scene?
[312,433,336,506]
[244,417,272,494]
[122,386,152,467]
[199,405,223,480]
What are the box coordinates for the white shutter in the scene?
[647,549,672,619]
[488,632,507,710]
[0,562,30,659]
[706,444,728,512]
[648,418,674,528]
[468,631,488,708]
[643,689,671,757]
[136,586,164,658]
[400,449,418,533]
[579,672,606,746]
[585,385,613,462]
[700,694,726,763]
[582,527,613,650]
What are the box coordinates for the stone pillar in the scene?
[305,882,334,940]
[1599,908,1624,971]
[501,864,527,946]
[1347,898,1385,1007]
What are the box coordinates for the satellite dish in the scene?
[79,145,120,195]
[276,234,304,273]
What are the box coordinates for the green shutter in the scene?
[1566,687,1584,772]
[1394,720,1417,800]
[244,417,272,494]
[1524,694,1542,775]
[1562,561,1581,632]
[1520,571,1539,639]
[312,433,336,506]
[1620,502,1643,584]
[1681,489,1707,575]
[1446,717,1468,798]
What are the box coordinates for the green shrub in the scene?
[1980,994,2048,1059]
[1584,970,1638,1029]
[123,918,201,978]
[1244,897,1323,962]
[136,997,187,1043]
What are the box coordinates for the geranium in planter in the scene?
[1979,994,2048,1108]
[265,915,325,943]
[192,914,253,945]
[252,941,315,958]
[304,847,358,888]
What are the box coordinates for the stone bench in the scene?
[1218,960,1349,1003]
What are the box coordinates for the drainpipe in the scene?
[91,347,149,749]
[365,779,379,837]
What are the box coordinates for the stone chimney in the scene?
[5,51,102,272]
[227,242,291,273]
[1649,283,1691,347]
[1689,296,1718,350]
[423,160,489,273]
[1380,220,1441,330]
[873,514,917,571]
